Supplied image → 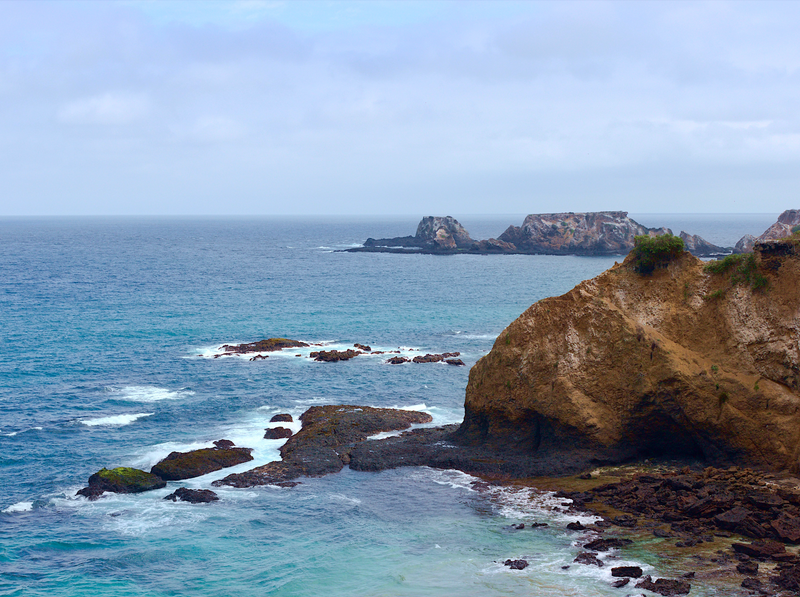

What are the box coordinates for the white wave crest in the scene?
[109,386,194,402]
[80,413,154,427]
[2,501,33,513]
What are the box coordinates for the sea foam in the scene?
[108,386,194,403]
[2,501,33,513]
[80,413,154,427]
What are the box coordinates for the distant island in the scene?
[346,210,800,257]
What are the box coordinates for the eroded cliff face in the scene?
[458,242,800,472]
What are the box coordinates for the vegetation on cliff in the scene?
[629,234,685,274]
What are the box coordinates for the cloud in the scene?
[57,92,150,125]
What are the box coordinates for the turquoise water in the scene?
[0,215,778,596]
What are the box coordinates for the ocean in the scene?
[0,214,779,596]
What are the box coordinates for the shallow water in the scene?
[0,215,777,595]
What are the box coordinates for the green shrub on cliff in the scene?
[704,253,767,291]
[630,234,684,274]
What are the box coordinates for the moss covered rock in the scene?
[77,467,166,499]
[150,444,253,480]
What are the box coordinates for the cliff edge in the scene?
[457,239,800,472]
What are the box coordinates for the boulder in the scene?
[270,414,293,423]
[150,444,253,480]
[264,427,293,439]
[634,576,691,596]
[386,356,410,364]
[503,559,528,570]
[457,244,800,472]
[611,566,643,578]
[164,487,219,503]
[574,552,603,567]
[77,467,166,499]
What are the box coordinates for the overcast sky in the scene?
[1,0,798,216]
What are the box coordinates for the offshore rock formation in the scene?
[457,241,800,472]
[352,212,727,256]
[363,216,473,251]
[496,211,671,256]
[734,209,800,253]
[77,467,166,499]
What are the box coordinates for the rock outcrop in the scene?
[77,467,166,499]
[678,231,727,257]
[497,211,671,256]
[164,487,219,503]
[734,209,800,253]
[150,442,254,480]
[363,216,473,251]
[214,405,433,487]
[457,240,800,472]
[218,338,309,355]
[353,213,726,256]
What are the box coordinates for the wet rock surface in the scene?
[77,467,166,499]
[503,559,528,570]
[150,443,254,480]
[579,467,800,546]
[310,349,361,362]
[164,487,219,503]
[214,405,433,488]
[634,575,691,595]
[269,414,293,423]
[264,427,293,439]
[217,338,309,355]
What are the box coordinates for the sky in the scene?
[1,0,799,216]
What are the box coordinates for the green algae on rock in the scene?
[150,444,253,480]
[77,467,166,499]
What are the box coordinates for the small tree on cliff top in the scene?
[630,234,685,274]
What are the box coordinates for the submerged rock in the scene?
[150,443,253,480]
[77,467,166,499]
[503,559,528,570]
[164,487,219,503]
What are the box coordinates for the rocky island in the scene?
[349,212,730,257]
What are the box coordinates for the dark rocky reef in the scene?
[150,442,253,480]
[214,405,432,487]
[77,467,166,499]
[310,349,361,362]
[269,414,293,423]
[164,487,219,503]
[217,338,309,356]
[350,212,727,257]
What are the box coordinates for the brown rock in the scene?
[611,566,643,578]
[264,427,293,439]
[310,349,361,362]
[634,576,691,596]
[163,487,219,503]
[270,414,293,423]
[219,338,309,354]
[150,444,253,480]
[574,552,603,567]
[458,246,800,471]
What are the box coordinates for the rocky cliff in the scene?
[457,239,800,472]
[734,209,800,253]
[496,211,671,256]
